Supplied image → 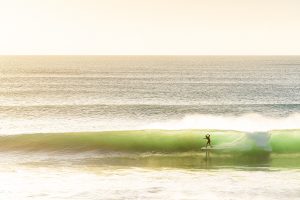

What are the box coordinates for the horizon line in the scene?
[1,54,300,56]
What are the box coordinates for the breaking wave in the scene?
[0,129,299,154]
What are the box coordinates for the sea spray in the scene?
[143,113,300,132]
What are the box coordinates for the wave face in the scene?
[0,129,299,154]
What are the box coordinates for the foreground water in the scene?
[0,56,300,199]
[1,147,300,200]
[1,166,300,200]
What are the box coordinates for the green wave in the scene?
[0,129,299,153]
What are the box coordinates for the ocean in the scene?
[0,56,300,199]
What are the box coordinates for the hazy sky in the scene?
[0,0,300,55]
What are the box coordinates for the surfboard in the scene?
[201,147,214,151]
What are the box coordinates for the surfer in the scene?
[204,134,212,148]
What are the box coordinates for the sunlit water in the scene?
[0,56,300,199]
[2,166,300,200]
[1,151,300,200]
[0,56,300,133]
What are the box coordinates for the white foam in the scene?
[143,113,300,132]
[1,113,300,135]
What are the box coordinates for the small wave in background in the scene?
[1,56,300,134]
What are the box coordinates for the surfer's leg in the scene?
[208,142,212,148]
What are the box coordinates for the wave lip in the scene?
[143,113,300,132]
[1,113,300,135]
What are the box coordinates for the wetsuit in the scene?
[205,134,211,147]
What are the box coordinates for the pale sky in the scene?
[0,0,300,55]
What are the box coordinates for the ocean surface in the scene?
[0,56,300,200]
